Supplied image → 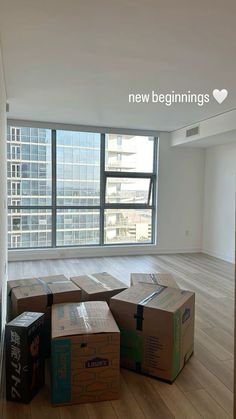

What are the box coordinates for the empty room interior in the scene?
[0,1,235,418]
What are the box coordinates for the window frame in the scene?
[101,134,157,245]
[11,234,21,248]
[11,163,21,178]
[7,126,158,249]
[10,127,21,142]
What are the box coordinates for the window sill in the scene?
[8,243,159,261]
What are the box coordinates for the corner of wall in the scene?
[0,40,8,332]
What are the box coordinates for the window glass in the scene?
[105,209,152,244]
[105,135,154,172]
[56,209,100,246]
[56,131,100,206]
[106,177,151,204]
[7,126,52,206]
[7,126,157,249]
[8,209,52,248]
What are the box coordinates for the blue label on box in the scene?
[52,339,71,404]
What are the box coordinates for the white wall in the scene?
[0,46,7,316]
[203,141,236,262]
[157,133,205,252]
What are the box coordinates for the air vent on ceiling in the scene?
[186,126,199,138]
[6,103,9,113]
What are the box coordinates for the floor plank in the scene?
[111,375,146,419]
[149,378,203,418]
[122,369,174,419]
[185,389,231,418]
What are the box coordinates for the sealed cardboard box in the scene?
[6,311,45,403]
[51,301,120,405]
[8,275,82,356]
[110,283,195,382]
[70,272,127,303]
[131,272,179,288]
[8,274,81,318]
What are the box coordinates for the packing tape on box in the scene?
[36,278,54,306]
[134,286,166,331]
[149,274,158,284]
[76,303,92,332]
[36,278,72,306]
[9,278,69,307]
[88,274,112,291]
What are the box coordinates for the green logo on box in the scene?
[120,326,144,362]
[52,339,71,404]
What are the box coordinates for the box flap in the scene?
[11,280,79,301]
[111,283,194,313]
[52,301,120,338]
[8,274,69,295]
[131,272,179,288]
[7,311,45,328]
[70,272,126,295]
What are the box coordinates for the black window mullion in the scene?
[104,171,153,178]
[151,137,158,244]
[51,129,57,247]
[104,203,153,209]
[147,178,153,206]
[100,133,106,245]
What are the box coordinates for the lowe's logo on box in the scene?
[85,357,109,368]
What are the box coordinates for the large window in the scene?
[7,126,158,249]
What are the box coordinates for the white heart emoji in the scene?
[212,89,228,104]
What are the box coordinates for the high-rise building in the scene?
[7,126,155,248]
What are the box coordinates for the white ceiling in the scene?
[0,0,236,131]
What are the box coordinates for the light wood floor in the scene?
[3,253,234,418]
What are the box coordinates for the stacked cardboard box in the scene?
[110,282,195,382]
[131,272,179,288]
[8,274,82,356]
[51,301,120,405]
[70,272,127,303]
[6,311,45,403]
[5,269,195,405]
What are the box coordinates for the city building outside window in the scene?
[11,163,21,178]
[7,125,158,249]
[11,235,21,248]
[11,145,21,160]
[10,127,21,142]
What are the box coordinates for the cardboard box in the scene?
[6,311,45,403]
[70,272,127,303]
[8,275,82,356]
[110,283,195,382]
[131,272,179,288]
[51,301,120,405]
[7,275,80,317]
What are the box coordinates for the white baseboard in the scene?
[8,246,202,262]
[202,248,234,263]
